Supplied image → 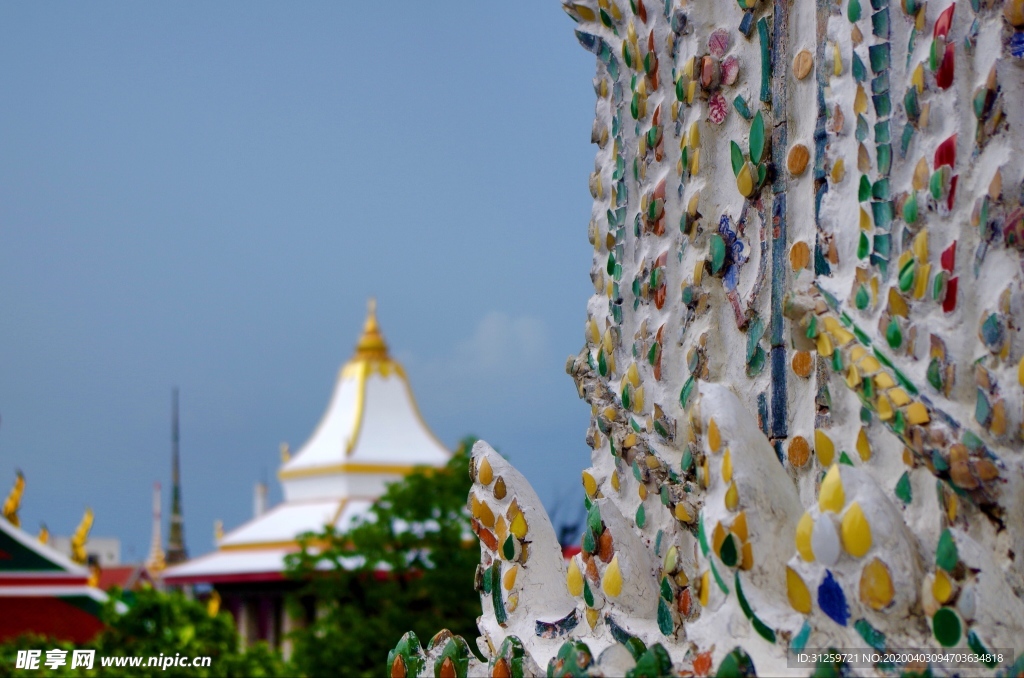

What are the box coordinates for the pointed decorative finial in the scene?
[280,442,291,463]
[2,470,25,528]
[70,508,94,565]
[147,482,166,573]
[354,297,389,360]
[38,522,49,545]
[214,519,224,543]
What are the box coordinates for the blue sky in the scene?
[0,3,598,561]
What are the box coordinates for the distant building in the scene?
[164,301,450,654]
[48,536,120,568]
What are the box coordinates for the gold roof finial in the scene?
[354,297,389,360]
[2,470,25,528]
[71,507,94,565]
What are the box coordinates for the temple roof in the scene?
[0,516,109,642]
[279,299,450,483]
[164,300,450,585]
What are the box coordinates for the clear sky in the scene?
[0,3,598,561]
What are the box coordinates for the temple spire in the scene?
[166,388,187,564]
[353,298,389,360]
[146,482,165,573]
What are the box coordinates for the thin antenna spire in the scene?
[166,388,187,564]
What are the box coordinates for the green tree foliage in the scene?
[0,587,285,677]
[284,437,481,678]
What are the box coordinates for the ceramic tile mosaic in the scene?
[397,0,1024,674]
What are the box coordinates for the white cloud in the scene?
[449,311,547,376]
[399,311,550,409]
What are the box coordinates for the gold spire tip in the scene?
[354,297,389,360]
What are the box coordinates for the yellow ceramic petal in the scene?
[876,394,894,421]
[1019,355,1024,386]
[478,500,495,528]
[722,449,733,484]
[633,386,645,412]
[912,230,929,261]
[567,557,584,596]
[712,522,726,555]
[582,471,598,498]
[874,372,895,390]
[602,555,623,598]
[674,502,692,522]
[611,471,621,492]
[787,566,812,614]
[889,388,910,407]
[683,56,696,79]
[846,364,861,388]
[913,156,929,190]
[946,491,959,522]
[859,355,881,373]
[859,558,894,610]
[906,402,930,425]
[933,569,953,603]
[913,263,931,299]
[570,4,597,22]
[856,428,871,461]
[815,429,835,466]
[859,207,872,230]
[888,288,909,317]
[796,512,815,561]
[731,511,748,543]
[832,42,842,76]
[819,465,845,513]
[689,121,700,148]
[708,417,722,453]
[740,541,754,570]
[912,62,925,92]
[585,607,599,628]
[503,564,519,591]
[510,512,528,539]
[687,192,700,218]
[817,331,834,357]
[478,456,494,486]
[602,329,614,354]
[725,481,739,510]
[699,570,711,606]
[840,502,872,558]
[627,362,640,387]
[664,545,679,572]
[737,162,755,197]
[831,158,846,184]
[854,85,868,114]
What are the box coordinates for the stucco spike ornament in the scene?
[396,0,1024,675]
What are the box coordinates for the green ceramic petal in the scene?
[749,111,766,164]
[731,140,744,177]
